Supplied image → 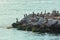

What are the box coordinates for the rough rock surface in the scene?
[12,13,60,34]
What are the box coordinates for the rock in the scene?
[7,27,12,29]
[12,12,60,34]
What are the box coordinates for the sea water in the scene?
[0,0,60,27]
[0,0,60,40]
[0,28,60,40]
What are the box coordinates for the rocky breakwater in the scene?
[12,12,60,34]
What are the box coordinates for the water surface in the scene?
[0,0,60,27]
[0,0,60,40]
[0,28,60,40]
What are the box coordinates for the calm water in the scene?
[0,0,60,40]
[0,28,60,40]
[0,0,60,27]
